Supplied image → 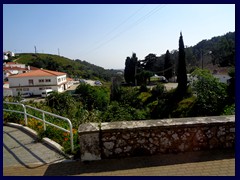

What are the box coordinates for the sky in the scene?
[3,4,235,69]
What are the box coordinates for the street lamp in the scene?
[201,50,212,69]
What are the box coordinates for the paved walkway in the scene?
[3,125,235,176]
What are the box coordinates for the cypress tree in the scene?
[164,50,173,80]
[177,32,187,96]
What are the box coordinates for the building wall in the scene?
[213,74,231,84]
[3,88,13,97]
[9,74,67,96]
[78,116,235,161]
[5,63,25,69]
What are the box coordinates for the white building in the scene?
[3,62,38,80]
[213,74,231,84]
[3,82,13,97]
[3,51,15,60]
[8,69,70,96]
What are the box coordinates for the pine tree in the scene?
[177,32,187,96]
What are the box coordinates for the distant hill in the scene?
[146,31,235,75]
[10,32,234,81]
[175,31,235,72]
[13,53,119,81]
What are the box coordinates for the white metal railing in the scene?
[3,101,74,153]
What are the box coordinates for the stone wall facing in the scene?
[78,116,235,161]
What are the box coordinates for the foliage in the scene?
[172,96,197,117]
[110,75,123,101]
[151,83,166,99]
[221,104,235,115]
[136,70,154,86]
[142,53,158,72]
[75,83,110,111]
[101,101,149,122]
[191,68,228,116]
[16,53,119,81]
[45,91,77,118]
[124,53,138,85]
[164,50,173,80]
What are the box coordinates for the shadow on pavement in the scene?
[3,126,66,169]
[44,148,235,176]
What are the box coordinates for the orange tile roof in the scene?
[9,69,66,78]
[6,62,19,64]
[3,67,26,71]
[67,78,73,81]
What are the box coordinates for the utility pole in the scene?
[58,48,60,56]
[134,63,137,86]
[34,46,37,54]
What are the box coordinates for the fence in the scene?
[3,101,74,153]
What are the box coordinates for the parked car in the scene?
[41,89,53,97]
[94,80,102,86]
[21,92,32,98]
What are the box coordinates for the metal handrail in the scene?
[3,101,74,153]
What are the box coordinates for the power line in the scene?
[82,5,167,59]
[81,5,146,58]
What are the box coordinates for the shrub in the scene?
[222,104,235,115]
[191,68,228,116]
[172,96,197,118]
[75,84,110,111]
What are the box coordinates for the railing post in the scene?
[22,104,28,126]
[69,120,74,153]
[42,112,46,131]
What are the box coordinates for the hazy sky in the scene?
[3,4,235,69]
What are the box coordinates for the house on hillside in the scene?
[8,69,72,96]
[213,74,231,84]
[3,62,39,81]
[3,51,15,60]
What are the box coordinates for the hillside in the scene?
[179,32,235,72]
[13,53,119,81]
[140,31,235,75]
[10,32,235,81]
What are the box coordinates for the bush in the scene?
[172,96,197,118]
[222,104,235,115]
[75,84,110,111]
[191,68,228,116]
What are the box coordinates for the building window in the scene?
[39,79,44,83]
[29,79,34,85]
[23,88,29,91]
[58,78,61,82]
[39,87,44,90]
[16,88,22,91]
[45,79,51,82]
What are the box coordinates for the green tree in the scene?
[75,84,110,111]
[124,53,138,85]
[191,68,227,116]
[177,32,187,97]
[142,53,157,72]
[45,91,77,118]
[164,50,173,80]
